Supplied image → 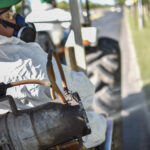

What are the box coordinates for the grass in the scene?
[126,8,150,105]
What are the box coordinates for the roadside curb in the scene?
[121,8,143,96]
[125,9,143,90]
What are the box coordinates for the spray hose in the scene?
[46,51,68,103]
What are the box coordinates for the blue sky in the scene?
[57,0,115,5]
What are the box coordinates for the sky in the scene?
[57,0,115,5]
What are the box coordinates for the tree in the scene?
[115,0,125,5]
[83,1,101,9]
[57,1,69,10]
[138,0,144,29]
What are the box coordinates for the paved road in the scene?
[92,10,123,41]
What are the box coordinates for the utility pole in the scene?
[85,0,91,25]
[138,0,144,29]
[78,0,85,24]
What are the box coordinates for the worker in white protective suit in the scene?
[26,0,71,52]
[0,0,106,149]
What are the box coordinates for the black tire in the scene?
[87,53,118,73]
[96,86,121,110]
[100,54,119,73]
[86,37,121,115]
[98,37,120,56]
[86,50,103,65]
[88,72,106,92]
[95,65,115,85]
[98,37,121,86]
[92,96,111,115]
[86,37,120,86]
[92,86,121,115]
[88,65,114,88]
[92,95,117,115]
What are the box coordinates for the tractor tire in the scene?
[98,37,120,56]
[96,86,121,110]
[86,50,103,65]
[92,95,116,115]
[87,54,118,73]
[94,65,115,85]
[89,72,106,92]
[86,37,121,115]
[92,86,121,115]
[86,37,120,85]
[100,54,119,73]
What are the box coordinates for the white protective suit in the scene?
[0,35,106,148]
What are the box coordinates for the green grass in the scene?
[126,8,150,105]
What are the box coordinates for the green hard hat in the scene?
[0,0,21,9]
[40,0,52,3]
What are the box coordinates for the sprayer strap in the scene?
[0,18,21,30]
[0,8,10,16]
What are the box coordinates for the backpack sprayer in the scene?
[0,51,91,150]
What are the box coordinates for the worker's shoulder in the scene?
[0,35,47,61]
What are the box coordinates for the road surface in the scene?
[92,9,123,41]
